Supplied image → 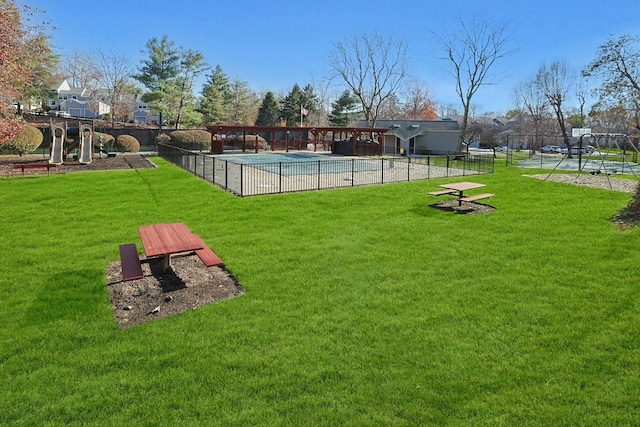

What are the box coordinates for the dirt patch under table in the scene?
[107,255,244,329]
[430,199,496,215]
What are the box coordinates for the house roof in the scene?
[360,119,460,140]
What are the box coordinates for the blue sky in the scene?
[26,0,639,115]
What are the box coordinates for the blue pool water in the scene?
[215,152,335,164]
[214,152,385,176]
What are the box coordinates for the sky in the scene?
[25,0,640,115]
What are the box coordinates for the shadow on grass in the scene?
[410,201,495,217]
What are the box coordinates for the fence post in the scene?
[351,159,355,186]
[224,160,228,190]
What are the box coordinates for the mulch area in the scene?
[0,153,155,176]
[430,199,495,215]
[106,255,244,329]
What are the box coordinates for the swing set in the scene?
[545,132,639,190]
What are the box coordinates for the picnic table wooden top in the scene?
[438,181,486,192]
[138,222,203,258]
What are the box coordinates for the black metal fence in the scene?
[158,143,494,196]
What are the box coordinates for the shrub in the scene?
[94,132,115,147]
[156,133,171,144]
[168,130,212,150]
[5,124,43,155]
[222,134,268,150]
[115,134,140,152]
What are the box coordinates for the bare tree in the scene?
[584,35,640,103]
[514,79,548,151]
[575,77,589,129]
[402,80,438,120]
[309,73,332,127]
[433,17,514,148]
[93,48,135,126]
[328,32,409,127]
[438,103,459,118]
[60,50,100,90]
[535,61,574,156]
[377,93,403,120]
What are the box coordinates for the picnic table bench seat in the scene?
[428,189,457,196]
[193,237,224,267]
[13,162,58,175]
[119,243,144,281]
[459,193,494,203]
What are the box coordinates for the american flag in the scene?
[301,106,309,116]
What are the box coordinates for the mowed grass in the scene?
[1,157,639,425]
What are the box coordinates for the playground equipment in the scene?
[545,133,639,189]
[49,126,65,165]
[47,121,103,165]
[78,125,93,164]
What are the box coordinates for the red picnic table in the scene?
[138,222,218,271]
[120,222,224,282]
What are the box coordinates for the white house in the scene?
[47,80,111,119]
[131,94,160,124]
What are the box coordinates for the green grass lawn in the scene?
[1,157,639,425]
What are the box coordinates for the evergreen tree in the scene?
[328,90,360,126]
[300,84,319,125]
[134,35,180,130]
[227,78,256,125]
[280,83,303,126]
[174,49,208,128]
[255,92,280,126]
[199,65,231,124]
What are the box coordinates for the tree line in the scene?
[2,0,640,149]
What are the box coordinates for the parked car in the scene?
[561,145,594,155]
[495,146,508,152]
[47,110,71,118]
[541,145,562,154]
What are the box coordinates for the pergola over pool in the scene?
[206,125,389,156]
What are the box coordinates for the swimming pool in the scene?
[215,152,329,164]
[158,143,495,196]
[215,152,385,176]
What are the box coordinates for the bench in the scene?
[428,189,457,196]
[459,193,494,203]
[193,237,224,267]
[13,163,58,176]
[119,243,144,281]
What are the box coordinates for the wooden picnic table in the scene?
[138,222,204,271]
[436,181,489,206]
